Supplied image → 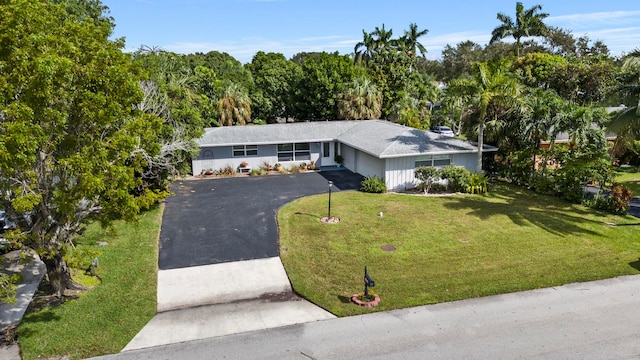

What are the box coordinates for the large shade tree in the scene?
[0,0,165,296]
[490,2,550,57]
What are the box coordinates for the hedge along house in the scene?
[193,120,497,191]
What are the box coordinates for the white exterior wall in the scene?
[192,143,322,175]
[384,157,420,191]
[356,150,385,179]
[384,152,479,191]
[341,145,357,172]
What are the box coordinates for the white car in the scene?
[433,126,455,137]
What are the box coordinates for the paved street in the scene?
[95,274,640,360]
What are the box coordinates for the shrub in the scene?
[440,166,471,192]
[261,160,272,171]
[583,183,633,215]
[360,176,387,193]
[466,173,488,194]
[414,166,442,194]
[608,183,634,214]
[216,165,236,177]
[288,164,301,173]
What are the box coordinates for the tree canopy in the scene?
[0,0,166,296]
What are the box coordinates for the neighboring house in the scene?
[193,120,497,191]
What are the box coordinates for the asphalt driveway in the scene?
[159,170,364,270]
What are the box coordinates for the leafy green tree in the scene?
[548,56,618,105]
[337,75,382,120]
[490,2,550,57]
[511,52,566,89]
[543,27,577,56]
[247,52,301,122]
[51,0,113,29]
[0,0,166,296]
[440,41,485,81]
[292,52,360,120]
[187,51,254,90]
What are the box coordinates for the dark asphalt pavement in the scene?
[159,170,364,270]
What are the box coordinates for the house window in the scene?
[278,143,310,161]
[233,145,258,157]
[201,149,214,159]
[415,155,451,168]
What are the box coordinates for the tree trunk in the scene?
[42,254,86,298]
[477,121,484,173]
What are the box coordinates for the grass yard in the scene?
[17,206,162,360]
[279,183,640,317]
[614,166,640,195]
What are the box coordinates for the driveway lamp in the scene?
[328,181,333,220]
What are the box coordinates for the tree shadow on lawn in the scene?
[629,259,640,272]
[442,188,604,237]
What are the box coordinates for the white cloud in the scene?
[548,10,640,29]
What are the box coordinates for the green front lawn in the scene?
[279,183,640,317]
[18,206,162,360]
[614,166,640,195]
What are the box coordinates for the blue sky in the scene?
[104,0,640,63]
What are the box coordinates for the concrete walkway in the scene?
[124,257,335,351]
[0,250,45,360]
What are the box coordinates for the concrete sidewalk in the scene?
[0,250,45,331]
[0,250,45,360]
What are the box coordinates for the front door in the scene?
[322,142,335,167]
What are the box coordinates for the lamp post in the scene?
[327,181,333,220]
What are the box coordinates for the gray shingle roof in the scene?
[197,120,496,158]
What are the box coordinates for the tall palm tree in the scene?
[218,84,251,126]
[371,24,394,53]
[354,30,376,66]
[490,2,550,57]
[471,60,520,172]
[337,76,382,120]
[400,23,429,59]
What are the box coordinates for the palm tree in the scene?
[400,23,428,59]
[490,2,550,57]
[218,84,251,126]
[443,77,476,136]
[471,60,520,172]
[337,76,382,120]
[371,24,394,53]
[354,30,376,66]
[609,49,640,140]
